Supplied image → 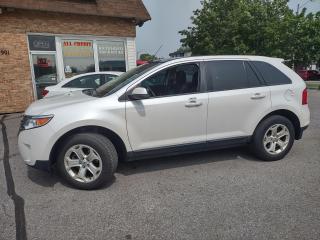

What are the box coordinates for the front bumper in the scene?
[18,124,55,171]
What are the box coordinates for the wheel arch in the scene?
[49,125,128,165]
[255,109,302,140]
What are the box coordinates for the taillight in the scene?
[41,89,49,97]
[302,88,308,105]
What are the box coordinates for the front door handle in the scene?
[185,98,203,107]
[251,93,266,100]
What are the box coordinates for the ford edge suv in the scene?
[18,56,310,189]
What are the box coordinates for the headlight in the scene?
[20,115,54,131]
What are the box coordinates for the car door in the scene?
[205,60,272,141]
[125,62,208,151]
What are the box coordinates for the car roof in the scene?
[69,71,123,78]
[155,55,285,65]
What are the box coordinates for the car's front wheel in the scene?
[57,133,118,190]
[251,115,295,161]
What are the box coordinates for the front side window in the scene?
[139,63,200,97]
[252,61,291,85]
[63,74,102,89]
[94,62,163,97]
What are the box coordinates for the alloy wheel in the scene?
[263,124,290,155]
[64,144,103,183]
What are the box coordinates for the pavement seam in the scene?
[0,115,27,240]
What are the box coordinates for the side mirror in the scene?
[128,87,150,100]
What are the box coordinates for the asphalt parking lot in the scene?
[1,91,319,240]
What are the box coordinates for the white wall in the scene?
[126,38,137,70]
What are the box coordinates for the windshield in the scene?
[93,63,161,97]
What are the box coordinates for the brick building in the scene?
[0,0,150,113]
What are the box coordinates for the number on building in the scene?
[0,49,10,55]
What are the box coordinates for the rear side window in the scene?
[252,61,291,85]
[245,62,263,88]
[63,74,102,89]
[100,74,119,86]
[205,60,263,92]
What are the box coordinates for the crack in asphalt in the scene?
[0,115,27,240]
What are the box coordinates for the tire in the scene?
[57,133,118,190]
[250,115,295,161]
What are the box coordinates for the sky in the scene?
[136,0,320,59]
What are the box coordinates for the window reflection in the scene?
[62,40,95,78]
[98,41,126,72]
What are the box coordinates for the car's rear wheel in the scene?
[251,115,295,161]
[57,133,118,190]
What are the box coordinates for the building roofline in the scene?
[0,0,151,25]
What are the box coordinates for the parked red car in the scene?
[297,69,320,81]
[136,59,149,66]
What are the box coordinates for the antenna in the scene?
[153,45,163,58]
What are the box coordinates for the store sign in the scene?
[28,35,56,51]
[62,40,94,58]
[37,57,52,68]
[98,42,125,59]
[63,41,92,47]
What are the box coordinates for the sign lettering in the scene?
[28,35,56,51]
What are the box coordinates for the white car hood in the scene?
[25,90,94,115]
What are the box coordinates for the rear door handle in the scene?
[251,93,266,100]
[185,98,203,107]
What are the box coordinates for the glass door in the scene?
[31,53,58,99]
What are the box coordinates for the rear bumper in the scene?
[296,125,308,140]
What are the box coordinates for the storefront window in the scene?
[98,41,126,72]
[62,40,95,77]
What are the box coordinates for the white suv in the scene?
[18,56,310,189]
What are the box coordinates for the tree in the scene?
[180,0,320,68]
[139,53,157,61]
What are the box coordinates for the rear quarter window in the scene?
[252,61,292,85]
